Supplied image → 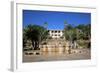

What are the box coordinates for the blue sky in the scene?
[23,10,91,30]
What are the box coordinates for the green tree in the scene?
[76,24,91,40]
[64,24,77,50]
[24,24,49,50]
[64,23,91,49]
[76,24,91,48]
[23,28,27,48]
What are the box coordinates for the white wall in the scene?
[0,0,100,73]
[49,30,63,38]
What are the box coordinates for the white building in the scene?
[48,30,63,39]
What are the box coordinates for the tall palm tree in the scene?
[43,22,48,29]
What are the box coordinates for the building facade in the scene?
[48,30,63,39]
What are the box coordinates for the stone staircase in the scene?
[40,38,69,53]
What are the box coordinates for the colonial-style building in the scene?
[39,29,69,54]
[48,30,63,39]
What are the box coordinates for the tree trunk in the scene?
[32,41,40,50]
[32,41,35,50]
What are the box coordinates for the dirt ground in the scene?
[23,49,91,62]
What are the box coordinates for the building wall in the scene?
[48,30,63,38]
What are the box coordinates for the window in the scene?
[58,31,60,33]
[55,34,57,36]
[55,31,57,33]
[58,34,60,36]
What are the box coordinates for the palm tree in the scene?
[39,22,49,45]
[64,21,68,26]
[24,24,49,50]
[43,22,48,29]
[64,23,76,46]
